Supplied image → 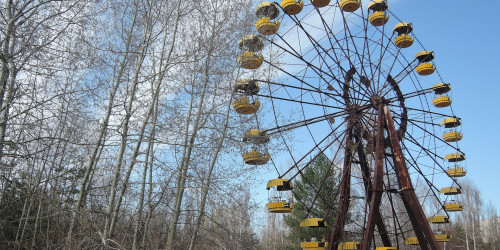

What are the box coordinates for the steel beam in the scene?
[328,122,353,250]
[361,105,389,249]
[384,105,440,250]
[354,128,391,247]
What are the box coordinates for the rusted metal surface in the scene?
[342,66,356,106]
[354,125,391,247]
[387,75,408,140]
[361,105,390,250]
[384,105,440,250]
[355,135,372,201]
[328,121,353,250]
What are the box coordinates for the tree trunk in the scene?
[188,78,235,250]
[66,4,140,246]
[166,22,217,250]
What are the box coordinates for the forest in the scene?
[0,0,498,249]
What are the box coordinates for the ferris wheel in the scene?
[234,0,466,249]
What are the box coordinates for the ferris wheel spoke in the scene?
[376,60,419,99]
[287,12,374,103]
[385,85,435,104]
[263,55,347,104]
[389,60,418,84]
[295,169,340,218]
[304,138,348,219]
[313,7,348,70]
[351,8,374,100]
[394,124,463,189]
[330,119,357,246]
[384,159,419,236]
[358,12,378,97]
[401,115,462,153]
[387,103,451,118]
[265,33,344,89]
[264,110,352,136]
[393,115,440,127]
[280,118,349,180]
[399,141,457,217]
[256,79,367,103]
[338,10,379,101]
[284,135,349,217]
[294,121,354,220]
[373,20,392,95]
[254,92,343,109]
[288,14,347,82]
[312,7,368,96]
[382,162,414,240]
[399,140,447,195]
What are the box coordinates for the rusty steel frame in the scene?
[360,104,390,249]
[353,110,391,248]
[328,120,353,250]
[384,105,440,250]
[328,104,440,249]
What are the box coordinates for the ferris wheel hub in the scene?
[370,95,385,109]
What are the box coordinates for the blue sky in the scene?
[391,0,500,212]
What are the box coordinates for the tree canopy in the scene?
[284,153,340,249]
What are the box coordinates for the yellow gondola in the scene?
[266,178,294,213]
[267,178,293,190]
[300,218,327,227]
[405,237,419,245]
[255,17,280,35]
[440,187,462,195]
[243,129,270,144]
[238,35,264,69]
[416,63,435,76]
[300,219,327,249]
[405,234,452,245]
[338,241,361,250]
[281,0,304,15]
[415,50,435,75]
[238,34,264,51]
[368,0,389,26]
[237,51,264,69]
[255,2,280,35]
[440,117,461,128]
[340,0,360,12]
[256,2,279,19]
[432,96,452,108]
[312,0,330,8]
[443,201,464,212]
[375,248,397,250]
[443,131,463,142]
[415,50,434,63]
[435,234,452,242]
[444,153,465,162]
[393,22,414,48]
[432,83,451,95]
[446,167,466,177]
[234,79,259,95]
[428,216,450,224]
[266,199,294,213]
[242,150,270,165]
[368,12,389,26]
[300,240,328,250]
[394,34,413,48]
[232,97,260,114]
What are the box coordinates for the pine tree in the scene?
[283,153,340,250]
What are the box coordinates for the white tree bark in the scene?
[187,81,234,250]
[67,2,140,246]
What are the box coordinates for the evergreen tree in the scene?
[283,153,340,250]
